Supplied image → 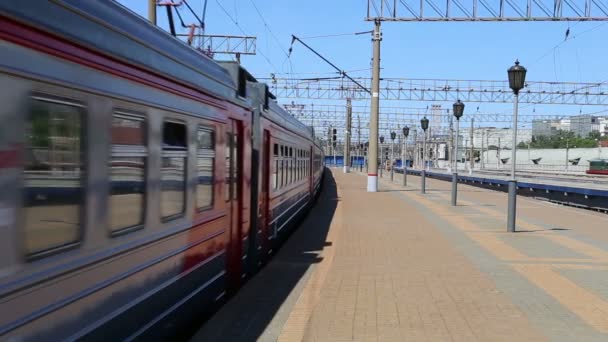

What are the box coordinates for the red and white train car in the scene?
[0,1,323,340]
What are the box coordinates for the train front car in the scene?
[0,1,254,340]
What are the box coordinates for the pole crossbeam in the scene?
[264,77,608,105]
[367,0,608,21]
[175,34,257,55]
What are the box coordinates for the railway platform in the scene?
[192,169,608,342]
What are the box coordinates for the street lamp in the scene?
[402,126,410,186]
[452,99,465,206]
[390,131,396,181]
[420,116,429,194]
[507,59,527,232]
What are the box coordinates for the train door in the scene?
[259,130,271,259]
[225,119,243,291]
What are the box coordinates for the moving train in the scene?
[0,1,324,340]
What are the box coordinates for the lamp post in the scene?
[562,136,570,171]
[420,116,429,194]
[402,126,410,186]
[452,100,465,206]
[365,142,369,173]
[507,59,527,233]
[390,131,396,182]
[379,135,385,178]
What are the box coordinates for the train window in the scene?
[280,145,285,188]
[23,96,84,256]
[273,143,278,190]
[289,147,294,184]
[109,112,146,235]
[196,127,215,210]
[161,120,187,220]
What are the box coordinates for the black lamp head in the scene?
[507,59,527,94]
[453,100,465,120]
[420,116,429,131]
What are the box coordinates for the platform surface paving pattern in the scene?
[193,169,608,341]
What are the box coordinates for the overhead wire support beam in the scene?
[262,77,608,105]
[176,33,257,55]
[367,0,608,21]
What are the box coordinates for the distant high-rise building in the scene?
[570,115,599,137]
[531,118,569,138]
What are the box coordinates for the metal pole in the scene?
[390,140,394,181]
[367,20,381,192]
[358,115,362,171]
[470,118,474,171]
[452,118,459,206]
[148,0,157,25]
[507,93,519,232]
[380,146,383,178]
[481,129,485,169]
[566,140,569,171]
[421,131,427,194]
[497,137,501,169]
[344,98,352,173]
[403,137,408,186]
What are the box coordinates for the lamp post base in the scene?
[343,166,350,173]
[421,170,426,194]
[403,169,407,186]
[451,172,458,206]
[390,168,394,182]
[507,180,517,232]
[367,175,378,192]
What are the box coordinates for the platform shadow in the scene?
[191,169,338,342]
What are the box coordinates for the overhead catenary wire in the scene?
[289,35,371,94]
[297,30,373,39]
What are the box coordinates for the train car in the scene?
[587,159,608,175]
[0,1,323,340]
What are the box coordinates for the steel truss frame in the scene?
[367,0,608,21]
[265,77,608,105]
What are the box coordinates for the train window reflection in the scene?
[24,97,84,256]
[273,143,278,190]
[161,121,187,220]
[109,113,146,234]
[196,127,214,210]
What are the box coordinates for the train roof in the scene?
[219,61,315,141]
[0,0,238,102]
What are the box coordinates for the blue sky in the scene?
[118,0,608,131]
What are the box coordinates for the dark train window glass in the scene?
[289,147,293,184]
[24,97,84,256]
[109,113,146,235]
[196,127,215,210]
[273,143,278,190]
[280,145,285,187]
[161,120,187,220]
